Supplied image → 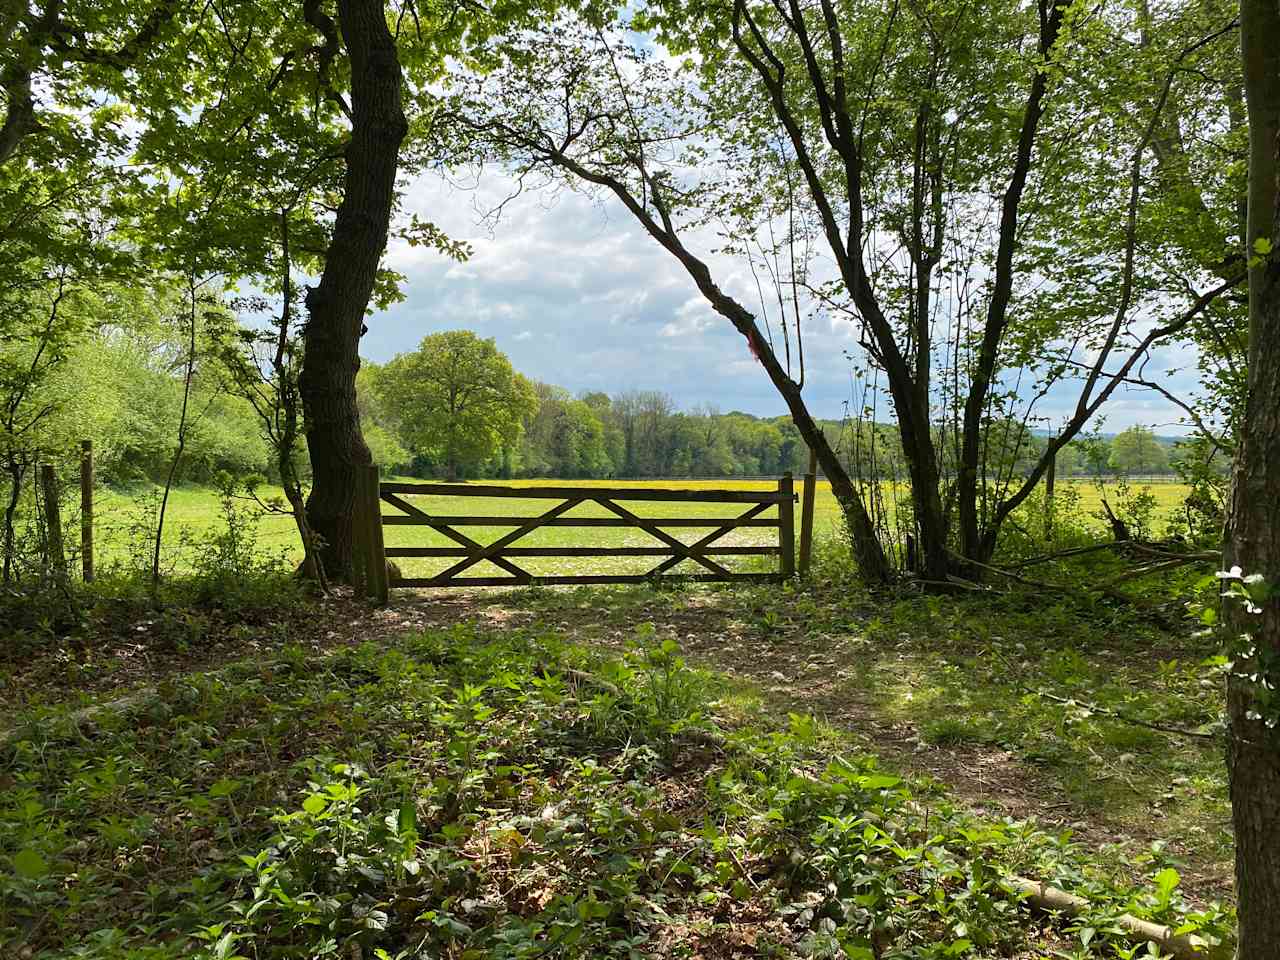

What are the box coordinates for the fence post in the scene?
[798,448,817,578]
[778,472,796,580]
[39,464,67,586]
[365,464,389,605]
[80,440,94,582]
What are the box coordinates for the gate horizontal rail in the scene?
[375,478,796,589]
[379,481,784,503]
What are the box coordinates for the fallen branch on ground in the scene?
[948,546,1217,598]
[1096,554,1216,588]
[1128,543,1220,563]
[944,551,1072,593]
[1029,687,1219,741]
[1009,876,1229,958]
[1010,541,1129,568]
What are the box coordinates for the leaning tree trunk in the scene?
[298,0,408,581]
[1226,0,1280,955]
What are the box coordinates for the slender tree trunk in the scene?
[299,0,407,582]
[2,458,23,582]
[956,0,1067,573]
[152,278,199,592]
[673,262,892,583]
[898,404,949,580]
[1228,0,1280,954]
[536,147,893,582]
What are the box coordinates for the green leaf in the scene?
[398,798,418,837]
[1254,237,1273,256]
[302,794,328,815]
[13,848,48,879]
[208,778,241,798]
[1154,867,1181,896]
[859,774,902,790]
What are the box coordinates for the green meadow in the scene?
[93,477,1194,580]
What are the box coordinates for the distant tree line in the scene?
[351,331,826,480]
[354,332,1206,483]
[1,311,1205,535]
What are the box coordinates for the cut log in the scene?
[1009,876,1229,958]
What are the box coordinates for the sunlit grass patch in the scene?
[91,477,1193,578]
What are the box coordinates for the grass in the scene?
[91,477,1195,580]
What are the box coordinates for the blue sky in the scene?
[363,170,1196,432]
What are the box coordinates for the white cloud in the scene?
[365,167,1197,432]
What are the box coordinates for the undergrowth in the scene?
[2,623,1233,959]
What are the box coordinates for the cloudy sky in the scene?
[362,169,1195,433]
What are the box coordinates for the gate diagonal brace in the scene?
[593,497,734,578]
[646,501,771,577]
[382,490,530,582]
[428,497,585,584]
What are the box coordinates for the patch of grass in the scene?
[88,478,1194,579]
[827,585,1231,862]
[920,717,1001,747]
[1,621,1232,959]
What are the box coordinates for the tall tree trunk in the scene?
[1226,0,1280,955]
[299,0,407,581]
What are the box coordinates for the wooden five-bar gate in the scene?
[350,469,799,602]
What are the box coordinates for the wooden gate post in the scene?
[778,472,796,580]
[364,464,389,605]
[80,440,94,582]
[351,473,369,600]
[39,464,67,586]
[798,448,817,578]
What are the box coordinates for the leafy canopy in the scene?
[368,331,538,474]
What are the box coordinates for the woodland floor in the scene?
[5,575,1232,905]
[384,583,1234,904]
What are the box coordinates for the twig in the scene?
[945,550,1071,592]
[1029,687,1218,741]
[1097,555,1215,588]
[1010,541,1127,568]
[1128,543,1220,563]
